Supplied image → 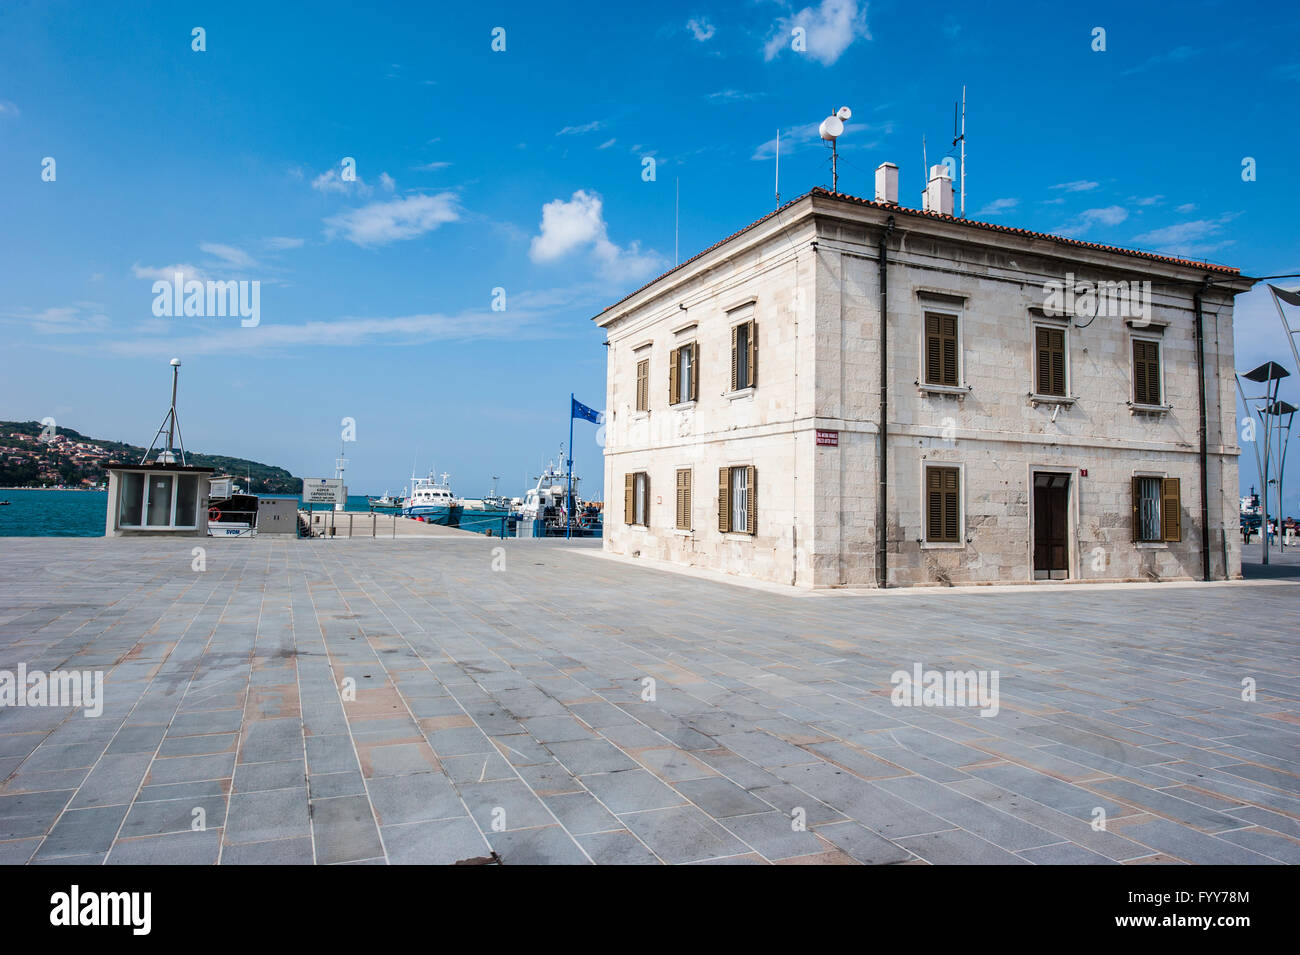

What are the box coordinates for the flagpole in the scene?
[567,393,574,541]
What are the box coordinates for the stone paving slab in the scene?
[0,536,1296,864]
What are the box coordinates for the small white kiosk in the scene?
[104,359,216,537]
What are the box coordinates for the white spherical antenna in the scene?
[170,358,182,366]
[819,115,844,141]
[836,106,852,121]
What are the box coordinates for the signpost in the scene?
[302,478,345,507]
[816,430,839,447]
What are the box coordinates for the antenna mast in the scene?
[952,86,966,218]
[774,129,780,205]
[819,107,851,193]
[674,177,680,266]
[141,358,187,466]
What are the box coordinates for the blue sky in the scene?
[2,0,1297,500]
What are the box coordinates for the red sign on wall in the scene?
[816,430,839,447]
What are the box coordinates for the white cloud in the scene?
[264,236,304,250]
[1176,202,1197,214]
[707,89,760,103]
[324,192,460,246]
[130,262,211,283]
[976,198,1018,217]
[1130,213,1240,256]
[379,172,397,192]
[687,17,716,41]
[1055,206,1129,236]
[529,190,663,281]
[1123,45,1197,76]
[9,305,111,336]
[597,138,617,150]
[415,161,452,171]
[763,0,870,66]
[199,242,258,269]
[1051,180,1099,193]
[557,120,605,136]
[1131,195,1164,207]
[311,167,373,196]
[0,100,18,117]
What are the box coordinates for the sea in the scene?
[0,489,512,538]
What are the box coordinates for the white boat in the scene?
[403,471,457,522]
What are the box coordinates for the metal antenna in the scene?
[819,107,851,193]
[674,177,680,266]
[141,358,186,465]
[774,129,780,206]
[952,86,967,218]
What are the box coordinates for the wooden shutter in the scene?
[926,467,959,542]
[718,467,730,532]
[1162,477,1181,542]
[669,347,680,405]
[624,473,635,525]
[746,321,757,388]
[1134,340,1160,405]
[636,359,648,411]
[1131,475,1142,541]
[641,474,650,527]
[1037,327,1065,395]
[730,326,739,391]
[676,469,691,530]
[941,315,957,386]
[689,343,699,401]
[926,467,943,541]
[745,465,757,535]
[926,314,943,384]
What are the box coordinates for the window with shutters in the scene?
[924,312,960,387]
[1034,325,1067,397]
[635,359,649,412]
[731,320,757,391]
[719,465,756,535]
[1132,338,1162,406]
[675,468,692,530]
[625,471,650,526]
[924,465,961,544]
[1132,474,1180,543]
[671,342,697,405]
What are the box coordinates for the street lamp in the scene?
[1238,361,1291,564]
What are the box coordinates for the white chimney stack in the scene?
[874,162,898,205]
[923,164,953,216]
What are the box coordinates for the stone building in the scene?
[593,166,1253,588]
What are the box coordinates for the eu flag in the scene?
[571,397,600,423]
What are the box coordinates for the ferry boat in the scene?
[402,471,458,523]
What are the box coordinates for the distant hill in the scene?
[0,420,302,494]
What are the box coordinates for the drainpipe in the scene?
[876,216,895,588]
[1194,275,1211,581]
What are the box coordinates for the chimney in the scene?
[923,164,953,216]
[874,162,898,205]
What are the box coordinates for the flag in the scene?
[1270,284,1300,308]
[571,397,600,423]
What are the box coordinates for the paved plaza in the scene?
[0,536,1297,865]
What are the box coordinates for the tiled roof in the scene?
[594,187,1242,321]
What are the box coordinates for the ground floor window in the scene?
[624,471,649,526]
[675,469,692,530]
[925,465,960,543]
[718,465,756,534]
[1133,475,1180,542]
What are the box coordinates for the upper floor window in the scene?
[1133,338,1162,405]
[1035,325,1067,396]
[635,358,649,411]
[924,311,959,386]
[731,319,757,391]
[669,342,697,405]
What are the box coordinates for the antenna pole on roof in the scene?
[674,177,680,266]
[952,86,967,218]
[774,129,780,206]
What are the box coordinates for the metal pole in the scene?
[960,86,966,219]
[567,394,574,541]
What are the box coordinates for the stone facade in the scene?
[594,189,1250,588]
